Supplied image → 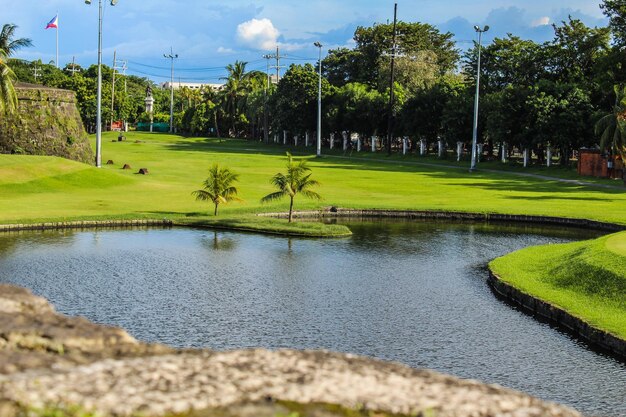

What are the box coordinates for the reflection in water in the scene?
[0,222,622,417]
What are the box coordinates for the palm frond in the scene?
[261,191,287,203]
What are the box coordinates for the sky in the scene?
[1,0,608,85]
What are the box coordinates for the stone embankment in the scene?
[488,271,626,361]
[0,284,582,417]
[258,208,625,232]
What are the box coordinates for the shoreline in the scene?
[0,208,623,356]
[487,270,626,362]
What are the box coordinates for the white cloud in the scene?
[531,16,550,27]
[236,18,280,50]
[217,46,235,54]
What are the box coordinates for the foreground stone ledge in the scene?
[0,285,582,417]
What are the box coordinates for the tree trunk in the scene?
[288,196,294,223]
[214,203,219,216]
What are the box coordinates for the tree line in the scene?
[3,0,626,162]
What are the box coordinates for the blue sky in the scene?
[1,0,607,84]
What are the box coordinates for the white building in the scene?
[161,81,225,91]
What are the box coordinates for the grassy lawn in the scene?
[3,132,625,224]
[0,131,625,338]
[490,230,626,340]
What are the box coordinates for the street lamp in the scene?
[470,24,489,172]
[164,47,178,134]
[314,42,323,157]
[85,0,119,168]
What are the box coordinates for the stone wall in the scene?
[0,84,93,164]
[0,284,582,417]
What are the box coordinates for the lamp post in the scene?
[85,0,118,168]
[164,47,178,134]
[470,24,489,172]
[314,42,323,157]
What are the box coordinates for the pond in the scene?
[0,220,624,417]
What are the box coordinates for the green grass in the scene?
[490,230,626,339]
[0,132,625,225]
[177,216,352,237]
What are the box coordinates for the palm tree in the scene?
[595,84,626,156]
[0,49,17,114]
[221,60,250,136]
[0,24,33,56]
[261,152,322,223]
[192,164,241,216]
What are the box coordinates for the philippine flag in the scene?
[45,15,58,29]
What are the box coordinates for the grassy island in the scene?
[490,231,626,340]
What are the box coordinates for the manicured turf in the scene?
[0,132,625,338]
[3,132,625,224]
[490,231,626,339]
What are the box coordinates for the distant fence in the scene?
[136,122,170,132]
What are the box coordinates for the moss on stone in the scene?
[0,85,93,164]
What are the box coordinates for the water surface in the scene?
[0,221,623,416]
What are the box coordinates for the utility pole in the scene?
[386,3,398,156]
[110,50,116,130]
[164,47,178,133]
[263,54,272,143]
[31,64,41,82]
[68,56,80,76]
[110,52,127,130]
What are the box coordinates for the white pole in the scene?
[420,139,426,156]
[294,135,298,147]
[95,0,103,167]
[438,139,444,158]
[357,135,361,152]
[283,130,287,145]
[502,142,507,163]
[523,148,529,167]
[305,131,309,147]
[547,145,552,167]
[457,142,463,162]
[330,133,334,149]
[402,137,407,155]
[470,26,489,171]
[315,42,323,157]
[372,136,377,152]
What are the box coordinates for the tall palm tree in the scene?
[0,49,17,114]
[595,84,626,156]
[221,60,250,136]
[192,164,241,216]
[261,152,322,223]
[0,24,33,56]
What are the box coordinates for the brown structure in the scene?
[578,149,607,177]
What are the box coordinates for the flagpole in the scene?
[56,12,59,69]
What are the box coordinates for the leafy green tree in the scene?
[192,164,241,216]
[0,50,17,113]
[526,80,595,164]
[331,82,385,138]
[601,0,626,47]
[595,85,626,156]
[261,152,321,223]
[270,64,331,135]
[0,24,32,57]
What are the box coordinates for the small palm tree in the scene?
[0,49,17,114]
[595,84,626,156]
[261,152,322,223]
[192,164,241,216]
